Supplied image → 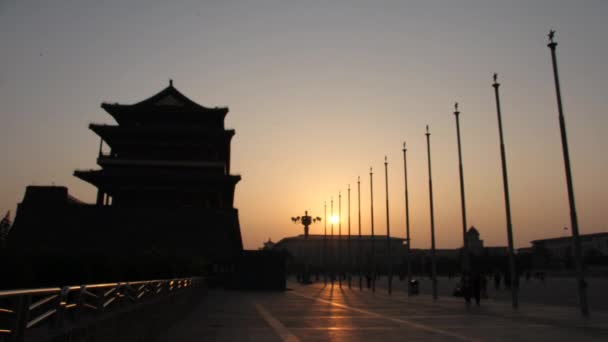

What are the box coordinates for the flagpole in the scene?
[348,184,352,289]
[358,176,363,291]
[331,196,334,285]
[339,191,342,288]
[403,142,412,294]
[426,125,438,300]
[492,73,518,309]
[454,103,470,274]
[547,31,588,316]
[370,167,376,292]
[324,201,327,285]
[385,156,393,295]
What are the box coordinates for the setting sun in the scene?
[329,215,340,225]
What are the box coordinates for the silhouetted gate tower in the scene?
[75,81,239,210]
[74,80,243,257]
[9,81,243,265]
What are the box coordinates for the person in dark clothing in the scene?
[504,271,511,289]
[494,271,501,290]
[462,273,473,306]
[472,273,482,305]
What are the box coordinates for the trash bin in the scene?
[408,279,419,295]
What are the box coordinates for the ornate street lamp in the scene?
[291,210,322,238]
[291,210,322,284]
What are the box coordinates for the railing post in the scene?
[75,285,86,322]
[114,282,122,309]
[96,287,105,313]
[52,287,69,331]
[11,295,31,342]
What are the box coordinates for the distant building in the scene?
[416,226,510,263]
[272,234,406,272]
[432,248,460,259]
[262,238,275,251]
[517,247,534,255]
[531,232,608,259]
[465,226,483,253]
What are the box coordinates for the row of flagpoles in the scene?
[317,31,588,316]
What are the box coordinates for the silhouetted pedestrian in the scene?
[504,271,511,289]
[462,273,473,306]
[481,273,488,298]
[494,272,501,290]
[472,273,482,306]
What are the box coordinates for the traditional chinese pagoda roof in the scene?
[101,81,228,126]
[74,168,241,188]
[467,226,479,236]
[89,124,235,147]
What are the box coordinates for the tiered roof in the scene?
[75,81,239,194]
[100,81,228,126]
[89,124,235,148]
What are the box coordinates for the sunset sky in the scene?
[1,0,606,250]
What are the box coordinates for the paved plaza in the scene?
[154,278,608,341]
[378,275,608,310]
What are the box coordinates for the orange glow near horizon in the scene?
[329,215,340,225]
[1,2,607,252]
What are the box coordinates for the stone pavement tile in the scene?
[410,294,608,330]
[154,290,282,342]
[280,316,398,330]
[291,281,608,341]
[156,282,608,341]
[288,327,457,342]
[344,281,608,331]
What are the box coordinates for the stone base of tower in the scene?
[4,186,244,289]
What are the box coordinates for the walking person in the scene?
[481,273,488,299]
[504,270,511,289]
[462,273,473,306]
[494,271,501,290]
[472,272,482,306]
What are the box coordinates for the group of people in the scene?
[460,272,487,306]
[460,270,548,306]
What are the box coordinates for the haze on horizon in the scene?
[1,0,606,250]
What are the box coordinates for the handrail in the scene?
[0,277,204,342]
[0,288,60,298]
